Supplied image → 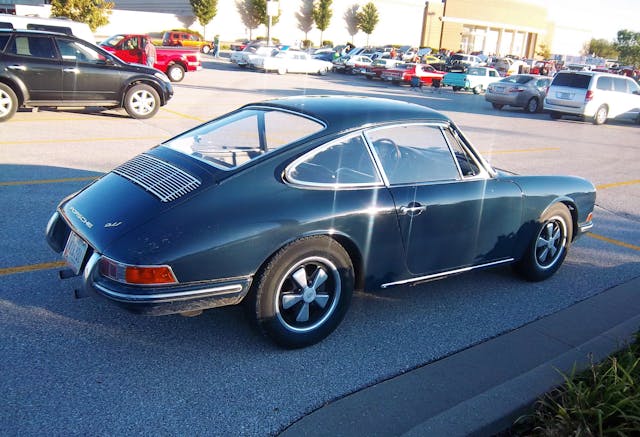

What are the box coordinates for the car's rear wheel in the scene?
[514,203,572,282]
[550,111,562,120]
[277,65,287,75]
[593,105,608,125]
[472,85,483,94]
[318,67,328,76]
[201,45,211,54]
[525,97,539,113]
[166,64,185,82]
[248,236,354,348]
[452,86,462,92]
[0,83,18,122]
[124,84,160,119]
[491,103,504,110]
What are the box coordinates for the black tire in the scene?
[550,111,562,120]
[452,86,462,92]
[201,45,211,54]
[525,97,539,113]
[514,204,573,282]
[472,85,482,94]
[317,67,328,76]
[124,84,160,119]
[593,105,608,125]
[247,236,354,348]
[166,64,185,82]
[491,103,504,110]
[0,83,18,122]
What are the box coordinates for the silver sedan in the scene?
[485,74,552,113]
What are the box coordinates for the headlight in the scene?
[154,71,171,83]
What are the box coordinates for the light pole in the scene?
[426,11,436,47]
[267,0,279,46]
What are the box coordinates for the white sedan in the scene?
[252,50,333,75]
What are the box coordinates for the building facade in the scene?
[3,0,592,57]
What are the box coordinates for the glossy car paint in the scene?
[46,96,596,320]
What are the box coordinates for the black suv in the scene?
[0,29,173,122]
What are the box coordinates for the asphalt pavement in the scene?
[280,275,640,437]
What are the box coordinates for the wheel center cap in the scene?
[303,287,316,303]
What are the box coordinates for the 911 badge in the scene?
[104,222,122,228]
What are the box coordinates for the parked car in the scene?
[45,95,595,348]
[0,13,95,43]
[485,74,551,113]
[230,44,278,68]
[251,49,332,75]
[343,54,373,74]
[545,71,640,125]
[445,53,483,72]
[380,63,445,85]
[362,58,403,80]
[100,33,202,82]
[162,30,212,54]
[443,67,501,93]
[0,29,173,122]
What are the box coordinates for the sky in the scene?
[544,0,640,41]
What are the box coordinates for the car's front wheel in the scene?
[248,236,354,348]
[0,83,18,122]
[472,85,483,94]
[124,84,160,119]
[166,64,185,82]
[277,65,287,75]
[514,203,573,282]
[201,45,211,54]
[491,103,504,110]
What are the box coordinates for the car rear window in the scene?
[552,73,591,89]
[163,108,325,170]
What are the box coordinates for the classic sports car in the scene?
[46,96,596,348]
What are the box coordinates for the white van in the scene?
[0,14,94,43]
[545,71,640,125]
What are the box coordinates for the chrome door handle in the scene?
[63,68,79,73]
[399,203,427,216]
[8,65,26,71]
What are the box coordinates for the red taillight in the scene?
[585,90,594,102]
[99,256,178,285]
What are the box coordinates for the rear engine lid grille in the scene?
[113,153,201,202]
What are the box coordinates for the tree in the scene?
[236,0,262,39]
[536,42,551,59]
[190,0,218,30]
[50,0,113,32]
[615,29,640,66]
[583,38,618,59]
[313,0,333,47]
[296,0,314,43]
[357,2,378,46]
[343,4,359,44]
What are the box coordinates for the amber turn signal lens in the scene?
[125,266,177,285]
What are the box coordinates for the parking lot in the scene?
[1,56,639,436]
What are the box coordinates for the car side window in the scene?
[7,35,56,59]
[442,128,481,177]
[56,39,105,63]
[597,76,613,91]
[629,80,640,95]
[0,34,9,51]
[613,77,629,93]
[287,135,381,186]
[366,124,459,185]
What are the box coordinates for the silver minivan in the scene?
[545,71,640,125]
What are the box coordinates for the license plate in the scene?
[559,92,571,99]
[495,86,505,93]
[63,231,89,275]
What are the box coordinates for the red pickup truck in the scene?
[100,34,202,82]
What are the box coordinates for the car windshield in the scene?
[162,108,325,170]
[100,35,125,47]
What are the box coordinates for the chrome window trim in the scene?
[285,131,385,190]
[441,125,491,181]
[381,258,514,289]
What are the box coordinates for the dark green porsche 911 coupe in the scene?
[46,96,596,348]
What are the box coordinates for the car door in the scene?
[365,123,523,275]
[612,76,640,121]
[2,34,62,102]
[114,35,143,64]
[55,37,123,103]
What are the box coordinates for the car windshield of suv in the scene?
[162,108,325,170]
[552,72,591,88]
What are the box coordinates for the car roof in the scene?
[0,28,73,38]
[243,96,450,130]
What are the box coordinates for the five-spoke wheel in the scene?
[124,84,160,119]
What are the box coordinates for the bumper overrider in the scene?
[46,211,252,316]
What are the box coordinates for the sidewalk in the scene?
[280,276,640,437]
